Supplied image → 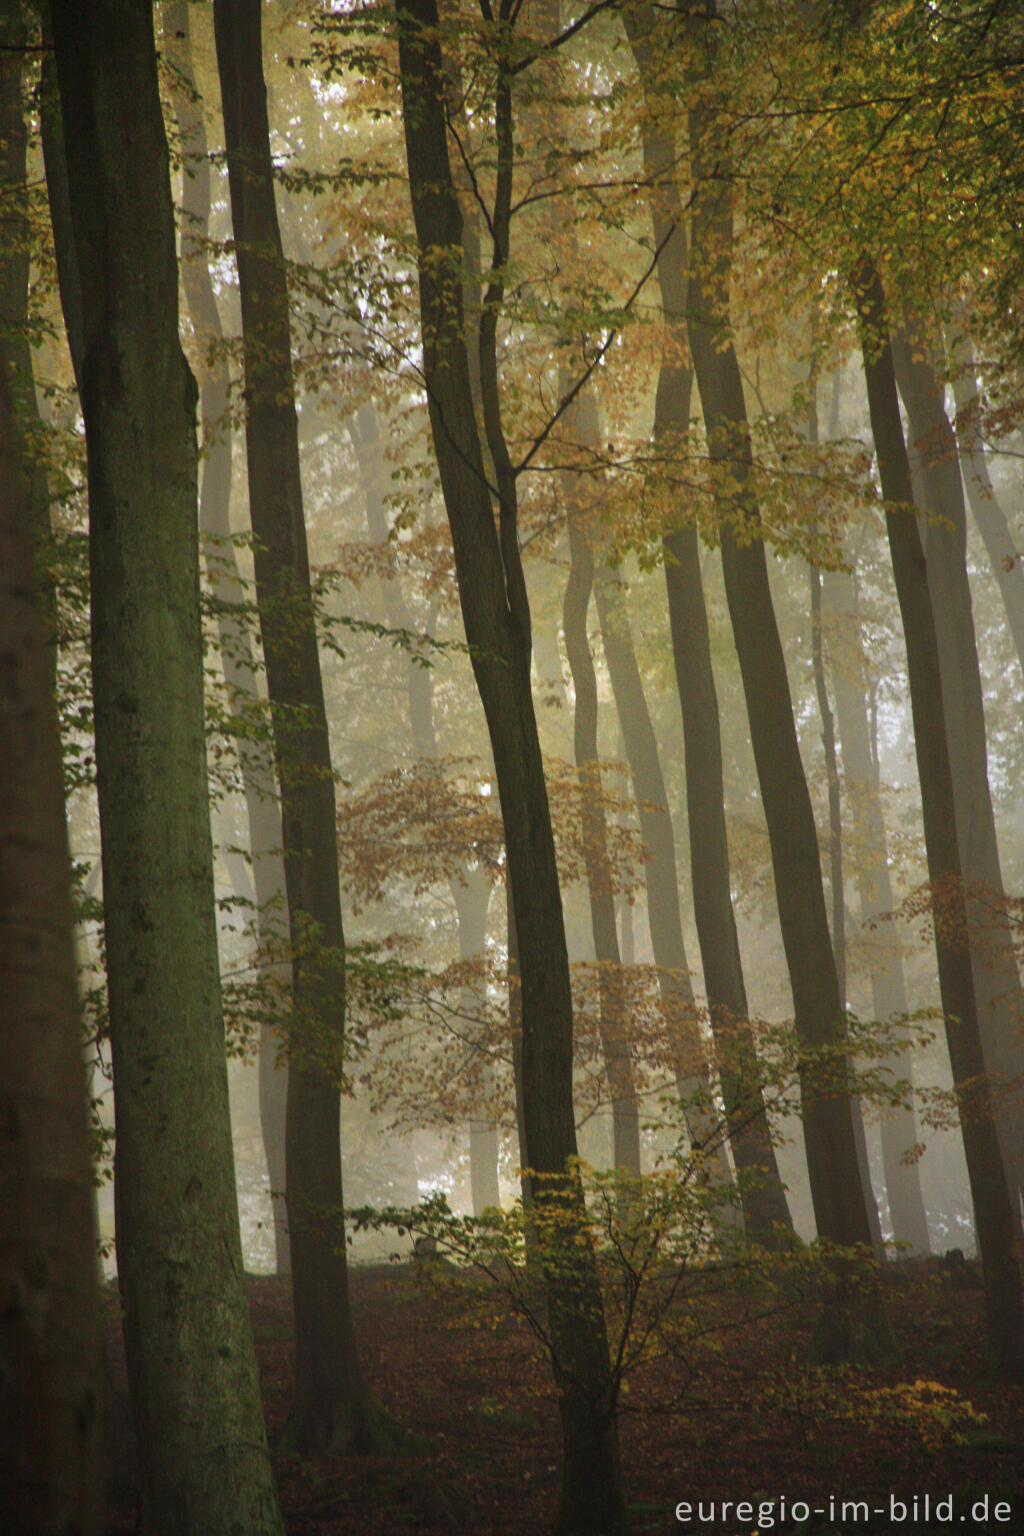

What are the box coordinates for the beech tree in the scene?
[1,18,102,1528]
[672,3,881,1304]
[213,0,379,1453]
[44,0,283,1528]
[854,258,1024,1374]
[164,2,293,1276]
[625,4,793,1245]
[822,561,931,1254]
[891,322,1024,1222]
[396,0,628,1526]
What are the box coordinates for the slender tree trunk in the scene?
[46,3,284,1527]
[854,257,1023,1372]
[626,7,792,1243]
[213,0,375,1452]
[397,3,627,1526]
[823,565,931,1254]
[892,322,1024,1222]
[1,26,103,1529]
[165,1,292,1277]
[682,6,877,1276]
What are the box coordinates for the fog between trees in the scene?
[4,0,1024,1531]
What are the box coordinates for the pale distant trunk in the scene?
[350,401,502,1210]
[454,875,500,1212]
[823,565,931,1255]
[593,548,732,1188]
[562,454,642,1182]
[809,561,886,1260]
[892,321,1024,1225]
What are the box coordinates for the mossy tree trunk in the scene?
[0,20,102,1529]
[45,1,283,1527]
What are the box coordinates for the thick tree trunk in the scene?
[397,3,627,1527]
[823,565,931,1255]
[854,258,1023,1372]
[626,10,793,1243]
[46,3,283,1528]
[892,323,1024,1220]
[562,478,642,1183]
[0,28,103,1530]
[683,13,877,1271]
[165,1,292,1277]
[213,0,374,1451]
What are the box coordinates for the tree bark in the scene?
[682,4,877,1270]
[854,257,1023,1371]
[397,2,627,1526]
[0,24,103,1530]
[213,0,374,1452]
[892,322,1024,1221]
[45,2,283,1527]
[164,0,292,1278]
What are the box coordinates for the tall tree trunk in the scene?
[892,323,1024,1220]
[626,6,792,1243]
[397,3,627,1527]
[823,565,931,1254]
[165,1,292,1277]
[947,343,1024,682]
[562,460,642,1183]
[682,4,877,1277]
[213,0,375,1452]
[1,23,103,1529]
[853,257,1024,1373]
[45,3,284,1528]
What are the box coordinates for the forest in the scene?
[3,0,1024,1532]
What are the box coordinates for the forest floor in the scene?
[102,1257,1024,1534]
